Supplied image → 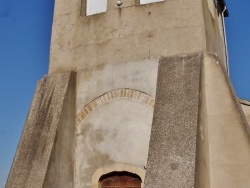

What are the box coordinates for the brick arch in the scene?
[91,163,146,188]
[76,88,155,124]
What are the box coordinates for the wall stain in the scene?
[79,126,114,186]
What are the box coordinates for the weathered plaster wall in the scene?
[76,99,153,188]
[202,0,226,68]
[202,53,250,188]
[49,0,206,73]
[76,59,158,112]
[6,72,75,188]
[43,73,76,188]
[75,59,158,187]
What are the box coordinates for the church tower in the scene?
[6,0,250,188]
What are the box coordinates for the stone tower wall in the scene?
[49,0,207,73]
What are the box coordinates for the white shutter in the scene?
[86,0,107,16]
[140,0,164,5]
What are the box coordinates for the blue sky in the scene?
[226,1,250,100]
[0,0,54,186]
[0,0,249,186]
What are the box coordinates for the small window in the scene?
[86,0,107,16]
[140,0,164,5]
[82,0,165,17]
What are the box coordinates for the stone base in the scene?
[6,72,76,188]
[6,53,250,188]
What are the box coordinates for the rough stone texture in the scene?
[145,53,202,188]
[74,59,158,187]
[6,72,75,188]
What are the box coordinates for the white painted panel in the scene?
[86,0,107,16]
[140,0,164,5]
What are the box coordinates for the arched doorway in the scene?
[99,171,141,188]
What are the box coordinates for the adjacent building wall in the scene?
[145,54,202,188]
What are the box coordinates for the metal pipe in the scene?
[222,6,229,76]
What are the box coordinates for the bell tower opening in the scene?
[99,171,142,188]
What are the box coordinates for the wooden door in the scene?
[99,172,141,188]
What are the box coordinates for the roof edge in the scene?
[239,98,250,106]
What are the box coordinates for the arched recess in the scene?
[76,88,155,124]
[91,163,146,188]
